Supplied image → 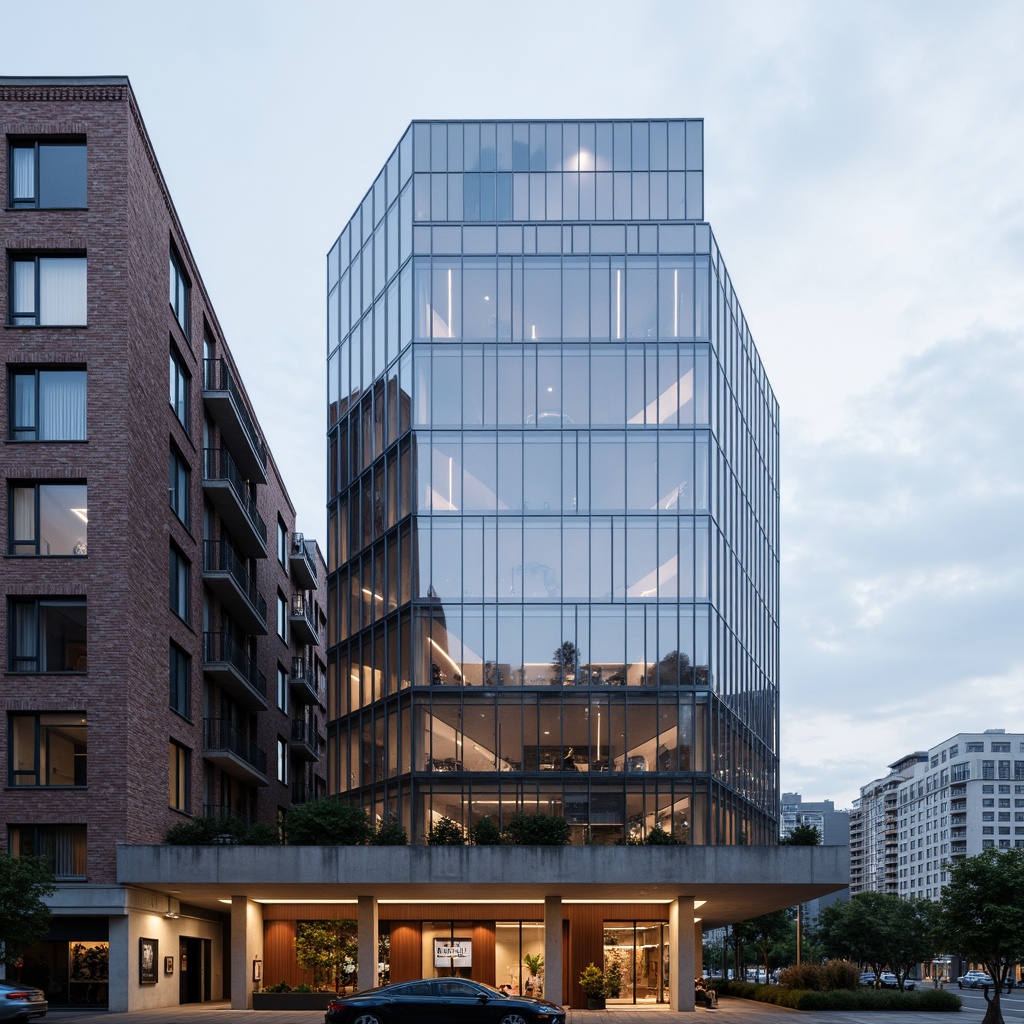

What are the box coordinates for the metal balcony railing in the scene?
[204,718,268,776]
[203,541,267,624]
[203,631,268,702]
[203,358,268,475]
[203,447,267,546]
[289,531,318,588]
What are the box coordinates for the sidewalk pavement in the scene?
[45,992,995,1024]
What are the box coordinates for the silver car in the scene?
[0,982,47,1021]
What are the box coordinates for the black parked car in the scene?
[325,978,565,1024]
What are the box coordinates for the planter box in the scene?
[586,995,607,1009]
[252,991,335,1010]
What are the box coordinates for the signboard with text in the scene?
[434,938,472,967]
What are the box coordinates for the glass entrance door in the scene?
[604,921,667,1004]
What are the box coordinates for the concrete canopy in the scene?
[118,844,847,927]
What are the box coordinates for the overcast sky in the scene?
[8,0,1023,810]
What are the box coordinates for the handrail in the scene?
[203,448,268,543]
[203,358,267,471]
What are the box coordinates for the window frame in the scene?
[169,346,191,433]
[277,737,289,785]
[278,518,288,566]
[277,665,289,714]
[8,711,87,788]
[169,246,190,340]
[8,823,86,879]
[7,596,87,673]
[8,253,87,326]
[169,642,191,720]
[8,480,88,556]
[169,445,191,528]
[9,139,87,209]
[169,544,191,623]
[277,591,289,643]
[8,366,87,442]
[169,739,191,812]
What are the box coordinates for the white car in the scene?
[958,971,995,989]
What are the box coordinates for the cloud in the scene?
[781,329,1024,804]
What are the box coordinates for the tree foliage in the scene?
[781,824,822,846]
[733,910,792,976]
[935,848,1024,1024]
[471,817,503,845]
[0,854,56,969]
[818,892,937,991]
[284,799,372,845]
[370,819,408,845]
[294,920,357,992]
[165,815,280,845]
[426,816,465,845]
[502,813,570,845]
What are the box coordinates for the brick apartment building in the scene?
[0,76,326,1009]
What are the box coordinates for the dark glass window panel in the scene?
[463,434,497,512]
[590,347,625,425]
[626,259,657,340]
[626,435,658,512]
[496,434,523,512]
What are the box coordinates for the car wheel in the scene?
[958,982,963,989]
[498,1014,529,1024]
[353,1014,385,1024]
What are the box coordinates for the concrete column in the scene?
[694,920,703,979]
[543,895,563,1005]
[668,896,696,1012]
[357,895,378,992]
[230,895,263,1009]
[107,914,130,1012]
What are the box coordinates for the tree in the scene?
[781,823,822,846]
[284,799,372,845]
[935,848,1024,1024]
[0,853,56,969]
[552,641,580,684]
[733,910,792,979]
[471,817,503,845]
[884,898,939,991]
[370,819,408,845]
[294,919,358,992]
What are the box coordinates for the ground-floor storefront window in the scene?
[18,932,109,1007]
[604,921,668,1004]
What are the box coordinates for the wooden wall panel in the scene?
[389,921,422,983]
[263,920,305,989]
[472,923,496,986]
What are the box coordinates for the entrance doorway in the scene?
[604,921,668,1004]
[178,937,211,1004]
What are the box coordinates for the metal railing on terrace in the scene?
[204,717,268,776]
[203,358,268,472]
[203,541,268,622]
[203,448,267,544]
[203,631,268,702]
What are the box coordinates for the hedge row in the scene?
[710,980,962,1012]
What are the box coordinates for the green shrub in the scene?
[471,817,502,845]
[243,822,281,846]
[284,799,371,845]
[644,825,681,845]
[778,959,859,992]
[370,820,408,845]
[264,981,292,993]
[715,979,961,1012]
[503,813,570,845]
[427,816,465,845]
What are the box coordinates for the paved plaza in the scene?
[44,993,999,1024]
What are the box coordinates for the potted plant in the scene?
[579,962,607,1010]
[523,952,544,997]
[605,958,623,999]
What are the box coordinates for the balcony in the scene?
[202,358,268,484]
[203,718,269,787]
[289,592,319,647]
[289,718,320,761]
[289,532,318,590]
[290,656,324,707]
[203,541,268,635]
[202,804,254,831]
[202,448,268,558]
[202,631,268,711]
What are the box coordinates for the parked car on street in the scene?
[958,971,995,989]
[325,978,566,1024]
[859,971,915,989]
[0,982,47,1021]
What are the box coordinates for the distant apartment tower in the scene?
[0,77,326,1009]
[849,751,927,896]
[896,729,1024,900]
[325,119,780,845]
[780,792,849,846]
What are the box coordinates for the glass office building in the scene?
[326,120,779,845]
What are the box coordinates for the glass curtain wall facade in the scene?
[326,120,779,845]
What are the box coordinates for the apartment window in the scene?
[277,666,289,714]
[169,642,190,719]
[951,762,969,782]
[949,744,958,757]
[169,348,190,431]
[9,482,88,555]
[8,597,86,672]
[967,742,984,752]
[9,140,86,208]
[983,760,995,780]
[169,741,190,812]
[993,742,1011,752]
[277,592,288,642]
[9,367,86,441]
[1000,760,1011,780]
[169,247,190,338]
[983,839,995,849]
[169,447,190,527]
[278,518,288,566]
[169,545,190,623]
[9,712,86,786]
[9,824,86,878]
[9,255,86,325]
[277,737,288,785]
